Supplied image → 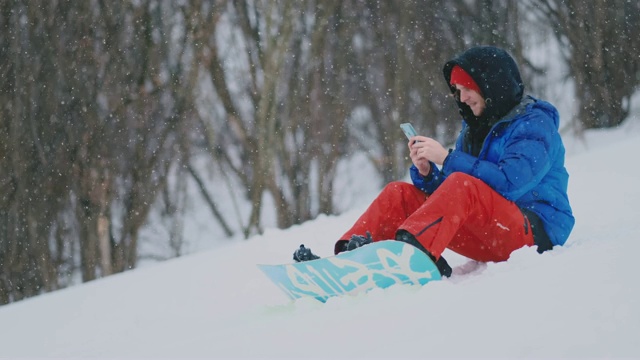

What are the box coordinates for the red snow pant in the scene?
[338,172,534,262]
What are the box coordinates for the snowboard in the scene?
[258,240,442,302]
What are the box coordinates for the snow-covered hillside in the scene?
[0,119,639,358]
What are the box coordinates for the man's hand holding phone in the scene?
[401,123,449,176]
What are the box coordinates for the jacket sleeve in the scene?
[441,111,557,201]
[410,162,445,194]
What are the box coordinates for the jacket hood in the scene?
[443,46,524,127]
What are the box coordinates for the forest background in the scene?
[1,0,638,304]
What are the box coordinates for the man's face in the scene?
[454,84,486,116]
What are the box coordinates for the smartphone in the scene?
[400,123,418,140]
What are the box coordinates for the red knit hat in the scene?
[450,65,482,96]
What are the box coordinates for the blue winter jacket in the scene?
[410,46,575,247]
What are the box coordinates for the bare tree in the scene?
[530,0,640,129]
[194,0,350,234]
[0,0,197,303]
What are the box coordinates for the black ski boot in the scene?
[293,244,320,262]
[344,231,373,251]
[395,230,452,278]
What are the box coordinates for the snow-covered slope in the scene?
[0,120,639,358]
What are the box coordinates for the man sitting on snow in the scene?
[294,46,575,278]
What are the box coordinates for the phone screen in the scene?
[400,123,418,140]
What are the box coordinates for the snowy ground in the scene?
[1,118,639,358]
